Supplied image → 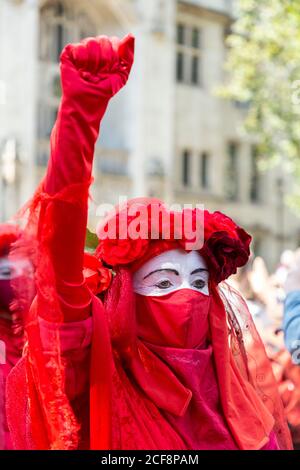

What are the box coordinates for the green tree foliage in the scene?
[85,227,98,251]
[221,0,300,205]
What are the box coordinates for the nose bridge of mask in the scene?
[184,290,211,348]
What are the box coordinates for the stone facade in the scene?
[0,0,299,269]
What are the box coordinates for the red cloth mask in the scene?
[135,289,211,349]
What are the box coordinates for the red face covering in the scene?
[89,269,287,450]
[135,289,211,349]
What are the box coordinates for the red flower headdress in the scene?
[92,199,293,451]
[95,198,251,283]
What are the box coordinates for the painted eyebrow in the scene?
[190,268,209,275]
[143,268,179,280]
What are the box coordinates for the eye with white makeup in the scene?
[189,268,209,291]
[133,250,210,296]
[142,269,180,291]
[143,268,208,291]
[0,257,34,280]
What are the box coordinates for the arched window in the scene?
[39,1,74,63]
[176,23,202,87]
[39,1,96,63]
[37,1,96,161]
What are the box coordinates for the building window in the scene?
[192,27,200,48]
[176,23,202,86]
[38,1,95,164]
[182,150,191,186]
[39,2,96,63]
[176,52,185,82]
[250,145,261,203]
[52,75,62,98]
[225,142,239,200]
[39,1,73,63]
[191,56,200,85]
[177,24,185,45]
[54,2,64,62]
[200,152,210,189]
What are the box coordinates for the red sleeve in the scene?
[40,92,109,322]
[38,35,134,322]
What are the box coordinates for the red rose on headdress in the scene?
[202,223,251,283]
[83,253,112,294]
[204,211,239,239]
[96,238,149,267]
[96,203,152,266]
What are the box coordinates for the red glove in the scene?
[45,34,135,192]
[40,35,134,321]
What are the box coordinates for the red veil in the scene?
[219,282,292,449]
[98,268,292,450]
[7,182,89,449]
[6,189,293,450]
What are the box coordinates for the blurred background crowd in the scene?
[2,0,300,449]
[230,250,300,448]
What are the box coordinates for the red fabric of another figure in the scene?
[0,318,24,450]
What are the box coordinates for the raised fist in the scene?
[60,34,135,100]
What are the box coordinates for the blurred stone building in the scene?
[0,0,299,269]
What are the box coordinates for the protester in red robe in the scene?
[0,224,35,449]
[6,35,292,450]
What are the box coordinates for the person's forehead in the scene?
[134,249,207,278]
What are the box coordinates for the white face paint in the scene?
[133,249,209,297]
[0,256,33,280]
